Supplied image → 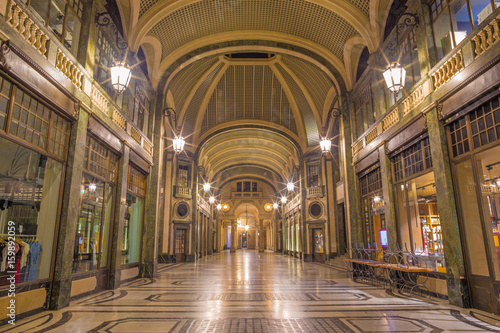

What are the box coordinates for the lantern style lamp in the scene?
[245,225,249,231]
[383,62,406,95]
[110,62,131,93]
[172,136,185,154]
[281,196,287,204]
[209,196,215,204]
[273,203,278,210]
[217,203,222,210]
[287,182,294,192]
[320,138,332,154]
[89,183,97,192]
[203,182,211,192]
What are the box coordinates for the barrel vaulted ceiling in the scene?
[115,0,393,182]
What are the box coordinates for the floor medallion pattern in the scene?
[2,251,500,332]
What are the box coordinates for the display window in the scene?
[0,74,70,285]
[447,94,500,278]
[122,165,146,265]
[73,136,117,273]
[391,136,445,270]
[358,166,385,249]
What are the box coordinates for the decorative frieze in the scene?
[91,85,108,113]
[55,49,83,89]
[431,50,464,90]
[6,2,48,57]
[472,14,500,57]
[382,108,399,132]
[112,107,127,131]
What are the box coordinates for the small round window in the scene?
[309,202,322,218]
[177,202,189,217]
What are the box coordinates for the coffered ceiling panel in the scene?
[148,0,359,61]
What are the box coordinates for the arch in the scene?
[162,45,342,99]
[140,35,163,86]
[154,31,348,90]
[130,0,375,54]
[343,35,369,89]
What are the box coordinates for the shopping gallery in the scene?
[1,0,500,331]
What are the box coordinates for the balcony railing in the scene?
[175,186,191,198]
[351,9,500,159]
[306,186,324,198]
[4,0,154,157]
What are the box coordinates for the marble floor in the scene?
[2,250,500,332]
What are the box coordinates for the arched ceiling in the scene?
[114,0,394,196]
[198,128,299,182]
[117,0,394,90]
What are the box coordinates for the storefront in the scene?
[446,92,500,313]
[72,135,118,291]
[390,135,445,271]
[358,165,384,249]
[0,73,69,302]
[122,165,147,266]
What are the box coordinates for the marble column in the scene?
[259,219,264,252]
[378,144,398,250]
[49,110,88,310]
[108,145,130,289]
[141,102,162,278]
[230,220,237,253]
[275,214,279,252]
[425,107,470,308]
[342,94,363,249]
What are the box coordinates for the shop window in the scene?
[24,0,84,58]
[122,166,146,265]
[0,137,63,285]
[392,137,432,182]
[177,164,189,188]
[392,137,444,271]
[307,164,320,187]
[358,167,384,246]
[73,137,117,273]
[0,76,12,130]
[447,94,500,157]
[430,0,498,61]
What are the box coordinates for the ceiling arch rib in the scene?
[167,55,220,114]
[198,129,300,181]
[274,63,319,146]
[161,45,343,104]
[280,55,336,119]
[130,0,374,55]
[198,63,300,138]
[154,31,349,90]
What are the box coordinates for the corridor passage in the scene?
[2,251,500,333]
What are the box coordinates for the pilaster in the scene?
[230,220,237,253]
[108,145,130,289]
[49,110,88,310]
[378,143,398,249]
[425,107,470,308]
